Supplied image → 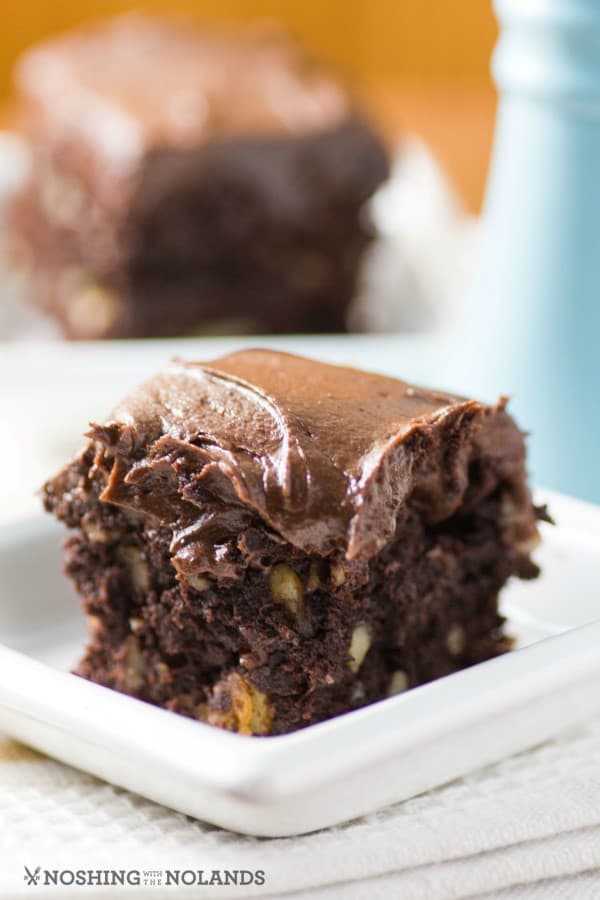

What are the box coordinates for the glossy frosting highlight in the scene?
[84,350,532,581]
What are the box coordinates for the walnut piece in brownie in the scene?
[43,349,542,735]
[9,14,389,338]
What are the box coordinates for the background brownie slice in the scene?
[43,349,542,735]
[9,14,389,339]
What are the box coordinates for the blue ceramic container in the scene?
[462,0,600,502]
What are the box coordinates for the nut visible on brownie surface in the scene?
[43,349,545,735]
[348,624,372,673]
[388,670,409,696]
[118,546,150,591]
[122,637,146,693]
[204,673,273,736]
[446,624,466,657]
[305,561,322,593]
[269,563,306,621]
[82,521,114,544]
[186,574,211,593]
[330,562,347,586]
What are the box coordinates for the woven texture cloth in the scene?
[1,714,600,899]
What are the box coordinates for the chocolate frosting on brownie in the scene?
[86,349,532,579]
[16,14,350,165]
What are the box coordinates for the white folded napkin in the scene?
[2,712,599,898]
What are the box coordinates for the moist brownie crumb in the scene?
[43,349,543,734]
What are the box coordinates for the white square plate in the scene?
[0,489,599,837]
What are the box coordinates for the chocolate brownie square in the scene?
[43,350,542,734]
[9,15,389,338]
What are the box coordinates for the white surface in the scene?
[0,490,599,842]
[350,136,475,332]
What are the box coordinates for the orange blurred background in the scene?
[0,1,499,211]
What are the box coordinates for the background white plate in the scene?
[0,489,599,837]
